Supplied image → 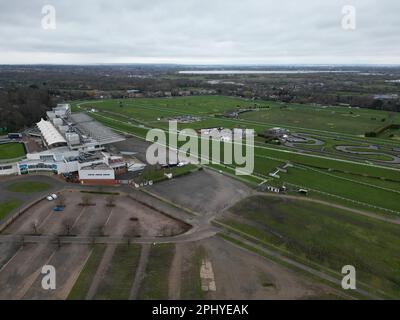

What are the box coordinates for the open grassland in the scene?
[74,96,400,148]
[0,199,21,220]
[71,97,400,216]
[67,245,106,300]
[221,196,400,298]
[6,181,50,193]
[277,167,400,214]
[75,96,400,138]
[94,244,141,300]
[89,113,400,215]
[0,142,25,160]
[239,103,400,136]
[79,96,256,115]
[138,244,175,300]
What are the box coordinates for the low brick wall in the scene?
[79,179,118,186]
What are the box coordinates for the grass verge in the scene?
[94,244,141,300]
[138,244,175,299]
[6,181,50,193]
[0,199,22,220]
[67,245,106,300]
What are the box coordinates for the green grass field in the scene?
[0,199,21,220]
[67,245,106,300]
[221,195,400,298]
[239,104,400,136]
[6,181,50,193]
[138,244,175,300]
[94,244,141,300]
[73,96,400,139]
[180,246,206,300]
[66,96,400,299]
[0,143,25,160]
[70,96,400,216]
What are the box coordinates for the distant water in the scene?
[179,70,359,75]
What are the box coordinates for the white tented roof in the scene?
[37,118,67,146]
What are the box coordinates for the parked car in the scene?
[46,195,54,201]
[51,194,58,200]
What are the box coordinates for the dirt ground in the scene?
[22,244,91,300]
[4,190,188,238]
[0,171,343,300]
[0,243,55,299]
[170,237,339,300]
[0,190,190,300]
[148,169,253,215]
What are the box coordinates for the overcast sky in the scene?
[0,0,399,65]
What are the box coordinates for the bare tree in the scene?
[62,218,74,236]
[56,194,66,207]
[94,223,105,237]
[81,194,92,206]
[56,236,61,248]
[31,220,39,235]
[159,225,173,237]
[106,195,116,207]
[131,222,141,238]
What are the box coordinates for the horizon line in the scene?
[1,63,400,67]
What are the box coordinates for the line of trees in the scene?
[0,85,54,133]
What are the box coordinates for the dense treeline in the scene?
[0,86,54,133]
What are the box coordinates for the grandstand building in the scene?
[17,104,128,183]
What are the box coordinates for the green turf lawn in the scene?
[0,199,21,220]
[378,128,400,140]
[180,246,206,299]
[169,164,198,177]
[94,244,141,300]
[91,107,400,215]
[80,96,256,115]
[223,195,400,298]
[279,166,400,212]
[71,97,400,216]
[0,143,25,160]
[6,181,50,193]
[67,245,106,300]
[239,104,400,136]
[76,96,400,138]
[138,244,175,299]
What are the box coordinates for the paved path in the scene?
[335,145,400,164]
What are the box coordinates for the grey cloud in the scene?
[0,0,399,64]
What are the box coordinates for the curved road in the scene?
[335,145,400,164]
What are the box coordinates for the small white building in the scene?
[78,163,115,181]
